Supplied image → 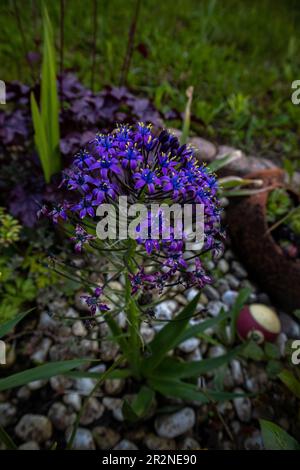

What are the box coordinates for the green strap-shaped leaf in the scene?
[0,308,34,338]
[0,359,91,392]
[31,92,51,183]
[260,419,300,450]
[42,6,60,173]
[143,294,200,373]
[64,369,132,380]
[123,386,155,422]
[152,345,244,379]
[278,369,300,400]
[148,377,247,403]
[176,309,229,344]
[206,152,240,173]
[0,425,17,450]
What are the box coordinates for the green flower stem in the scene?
[124,239,142,379]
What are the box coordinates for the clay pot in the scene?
[226,168,300,313]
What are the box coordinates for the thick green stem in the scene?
[124,240,142,379]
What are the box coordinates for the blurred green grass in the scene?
[1,0,300,165]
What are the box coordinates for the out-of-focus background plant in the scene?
[0,0,300,452]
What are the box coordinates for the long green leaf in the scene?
[0,425,17,450]
[42,6,60,173]
[123,386,155,422]
[176,309,229,344]
[143,294,200,373]
[152,345,244,379]
[0,308,34,338]
[64,368,131,380]
[260,419,300,450]
[206,152,241,173]
[278,369,300,399]
[0,359,90,392]
[148,377,246,403]
[31,92,51,183]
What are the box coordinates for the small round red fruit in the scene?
[237,304,281,344]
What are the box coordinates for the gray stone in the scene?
[113,439,138,450]
[215,279,230,295]
[72,320,87,337]
[225,274,240,289]
[279,312,300,338]
[48,402,75,431]
[203,285,220,301]
[103,397,124,422]
[79,398,104,425]
[15,414,52,443]
[104,378,125,396]
[0,403,17,427]
[244,432,263,450]
[155,408,195,438]
[63,393,82,411]
[207,300,228,317]
[222,290,238,307]
[75,377,96,395]
[31,338,52,363]
[93,426,120,450]
[179,437,201,450]
[230,360,244,385]
[28,379,47,391]
[233,389,252,423]
[178,337,200,354]
[75,292,90,313]
[155,300,178,320]
[186,288,200,302]
[231,261,247,279]
[209,345,227,358]
[140,323,155,344]
[276,332,288,357]
[38,311,58,331]
[189,137,217,163]
[144,433,176,450]
[66,427,95,450]
[50,375,73,394]
[100,340,119,361]
[217,259,229,274]
[18,441,40,450]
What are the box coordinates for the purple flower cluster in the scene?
[49,123,223,314]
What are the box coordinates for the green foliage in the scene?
[0,308,34,338]
[289,209,300,236]
[267,189,293,224]
[30,5,60,183]
[0,247,57,325]
[0,208,21,247]
[278,369,300,400]
[0,359,91,392]
[260,419,300,450]
[2,0,300,164]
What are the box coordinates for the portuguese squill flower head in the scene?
[48,123,223,313]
